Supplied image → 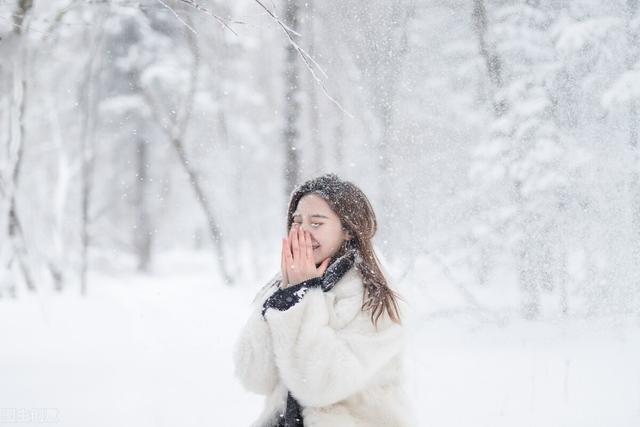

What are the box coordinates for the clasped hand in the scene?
[280,223,330,288]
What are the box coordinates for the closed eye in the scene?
[291,220,322,228]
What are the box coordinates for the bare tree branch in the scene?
[253,0,353,117]
[162,0,351,116]
[176,0,243,36]
[156,0,197,34]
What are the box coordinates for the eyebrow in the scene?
[292,214,329,219]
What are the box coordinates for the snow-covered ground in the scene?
[1,253,639,427]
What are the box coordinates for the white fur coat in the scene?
[233,266,413,427]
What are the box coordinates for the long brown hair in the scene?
[287,174,402,327]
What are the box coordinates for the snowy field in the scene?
[1,253,639,427]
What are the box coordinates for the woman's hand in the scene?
[280,235,290,288]
[280,223,330,288]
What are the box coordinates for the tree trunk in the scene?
[472,0,505,115]
[47,89,73,292]
[79,91,94,297]
[78,23,104,296]
[2,0,36,295]
[306,0,323,174]
[134,136,152,272]
[471,0,506,297]
[515,182,540,320]
[368,1,413,257]
[170,134,232,284]
[283,0,301,198]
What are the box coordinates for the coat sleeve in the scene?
[232,275,281,395]
[263,286,405,408]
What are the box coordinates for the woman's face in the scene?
[291,194,350,265]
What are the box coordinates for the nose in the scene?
[300,224,316,238]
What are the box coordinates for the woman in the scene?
[233,174,412,427]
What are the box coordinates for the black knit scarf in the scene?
[263,249,357,427]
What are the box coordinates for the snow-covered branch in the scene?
[253,0,352,116]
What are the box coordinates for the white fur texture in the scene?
[233,268,414,427]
